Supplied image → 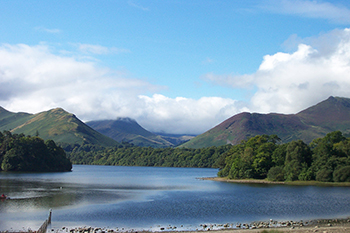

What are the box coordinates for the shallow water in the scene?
[1,165,350,231]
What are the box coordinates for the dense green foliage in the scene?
[218,131,350,182]
[67,143,232,168]
[67,131,350,183]
[0,131,72,172]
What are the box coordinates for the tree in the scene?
[284,140,312,181]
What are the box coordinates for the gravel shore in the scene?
[27,218,348,233]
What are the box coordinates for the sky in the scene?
[1,0,350,135]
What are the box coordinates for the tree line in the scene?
[67,142,232,168]
[0,131,72,172]
[4,128,348,182]
[67,131,350,182]
[218,131,350,182]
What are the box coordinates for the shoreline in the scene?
[200,177,285,185]
[2,217,350,233]
[200,177,350,186]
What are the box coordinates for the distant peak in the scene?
[116,117,136,123]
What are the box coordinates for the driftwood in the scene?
[37,209,52,233]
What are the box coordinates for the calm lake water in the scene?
[1,165,350,231]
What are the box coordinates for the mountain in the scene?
[0,107,118,148]
[180,96,350,148]
[86,118,177,148]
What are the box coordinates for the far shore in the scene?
[200,177,350,186]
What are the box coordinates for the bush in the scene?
[333,166,350,182]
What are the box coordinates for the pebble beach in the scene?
[23,217,348,233]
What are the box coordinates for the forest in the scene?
[0,131,72,172]
[68,131,350,182]
[218,131,350,182]
[67,142,231,168]
[2,129,349,182]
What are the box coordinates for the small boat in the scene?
[0,194,8,199]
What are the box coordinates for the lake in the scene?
[1,165,350,231]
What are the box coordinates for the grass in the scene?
[216,177,350,187]
[285,180,350,187]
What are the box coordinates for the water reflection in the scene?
[1,165,350,231]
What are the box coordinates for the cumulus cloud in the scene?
[136,94,240,134]
[260,0,350,24]
[205,28,350,114]
[3,28,350,135]
[0,44,156,117]
[0,43,242,134]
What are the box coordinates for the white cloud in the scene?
[260,0,350,24]
[136,94,239,134]
[0,43,242,134]
[77,44,130,55]
[35,26,61,34]
[205,28,350,114]
[202,57,215,65]
[128,1,149,11]
[202,72,254,89]
[3,28,350,135]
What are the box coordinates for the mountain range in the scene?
[180,96,350,148]
[0,107,192,148]
[1,96,350,149]
[86,118,192,147]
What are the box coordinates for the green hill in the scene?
[180,96,350,148]
[86,118,174,148]
[0,107,118,148]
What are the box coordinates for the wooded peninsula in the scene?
[0,131,72,172]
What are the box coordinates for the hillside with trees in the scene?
[0,131,72,172]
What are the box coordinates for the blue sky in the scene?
[1,0,350,134]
